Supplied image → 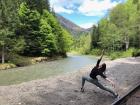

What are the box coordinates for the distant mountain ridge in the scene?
[56,14,92,36]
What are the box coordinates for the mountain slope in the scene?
[56,14,91,36]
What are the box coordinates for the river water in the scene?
[0,55,97,85]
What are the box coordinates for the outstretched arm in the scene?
[105,78,115,87]
[96,49,105,67]
[99,49,105,60]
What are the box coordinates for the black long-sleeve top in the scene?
[90,59,107,79]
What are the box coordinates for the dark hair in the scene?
[100,63,106,72]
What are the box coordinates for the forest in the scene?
[74,0,140,59]
[0,0,73,67]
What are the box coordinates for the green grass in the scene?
[107,48,135,60]
[8,54,33,67]
[89,48,140,60]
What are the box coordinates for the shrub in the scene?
[90,49,102,56]
[109,52,121,60]
[9,54,32,67]
[0,63,16,70]
[132,49,140,57]
[107,48,134,60]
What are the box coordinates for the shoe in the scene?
[114,93,119,99]
[81,88,84,92]
[114,95,120,102]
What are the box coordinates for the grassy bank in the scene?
[0,56,48,70]
[0,54,68,70]
[91,48,140,60]
[75,48,140,60]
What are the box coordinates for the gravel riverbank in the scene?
[0,57,140,105]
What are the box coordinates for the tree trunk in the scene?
[126,41,129,50]
[125,35,129,50]
[2,45,5,64]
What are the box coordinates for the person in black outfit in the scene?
[81,50,118,98]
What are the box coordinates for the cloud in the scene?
[79,22,95,29]
[53,5,74,14]
[50,0,83,14]
[50,0,121,16]
[78,0,120,16]
[50,0,74,14]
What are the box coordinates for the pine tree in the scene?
[25,0,50,13]
[0,0,22,63]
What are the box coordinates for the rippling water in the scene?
[0,55,97,85]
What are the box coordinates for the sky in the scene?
[50,0,125,29]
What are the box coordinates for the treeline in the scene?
[73,0,140,58]
[0,0,73,64]
[72,33,91,54]
[91,0,140,51]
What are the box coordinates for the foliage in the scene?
[132,49,140,57]
[40,13,57,56]
[9,54,32,66]
[90,0,140,56]
[17,2,73,57]
[24,0,50,13]
[90,49,103,56]
[18,3,42,56]
[108,48,134,60]
[0,0,73,65]
[0,0,25,63]
[72,34,91,54]
[91,25,100,48]
[39,10,73,56]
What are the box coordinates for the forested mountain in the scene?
[56,14,92,36]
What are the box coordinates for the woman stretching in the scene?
[81,50,118,98]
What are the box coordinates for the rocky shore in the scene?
[0,57,140,105]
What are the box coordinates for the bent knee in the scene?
[82,76,86,80]
[82,76,88,80]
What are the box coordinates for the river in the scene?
[0,55,97,85]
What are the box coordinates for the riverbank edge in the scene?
[0,52,104,71]
[0,56,66,71]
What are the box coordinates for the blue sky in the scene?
[50,0,125,29]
